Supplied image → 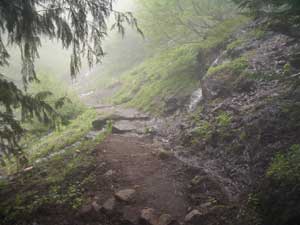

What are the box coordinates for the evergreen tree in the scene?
[0,0,140,165]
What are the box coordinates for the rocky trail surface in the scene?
[80,105,231,225]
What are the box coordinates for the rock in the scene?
[184,210,203,224]
[164,96,189,115]
[111,126,127,134]
[115,189,136,202]
[157,149,172,160]
[78,204,93,216]
[140,208,157,225]
[102,197,117,212]
[158,214,173,225]
[92,119,108,130]
[104,169,114,177]
[191,176,202,186]
[92,201,101,212]
[23,166,34,172]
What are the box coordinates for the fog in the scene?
[3,0,141,89]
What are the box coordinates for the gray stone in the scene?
[104,169,114,177]
[92,201,101,212]
[157,149,172,160]
[140,208,157,225]
[92,119,108,130]
[115,189,136,202]
[79,204,93,215]
[184,210,203,224]
[158,214,173,225]
[102,197,116,212]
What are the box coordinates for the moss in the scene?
[255,144,300,225]
[207,57,248,77]
[111,44,200,115]
[283,62,292,76]
[0,110,111,223]
[248,28,266,39]
[267,144,300,181]
[226,38,244,51]
[216,111,232,127]
[108,17,250,115]
[193,120,213,141]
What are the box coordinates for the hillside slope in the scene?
[104,19,300,225]
[108,18,249,115]
[163,22,300,225]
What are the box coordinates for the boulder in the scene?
[191,176,203,186]
[158,214,174,225]
[92,119,108,130]
[184,210,203,224]
[104,169,114,177]
[111,126,128,134]
[92,201,101,212]
[78,204,93,216]
[115,189,136,202]
[157,149,172,160]
[102,197,117,212]
[140,208,157,225]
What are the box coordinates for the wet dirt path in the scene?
[95,135,191,223]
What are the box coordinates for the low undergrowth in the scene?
[251,144,300,225]
[0,109,111,224]
[109,17,249,115]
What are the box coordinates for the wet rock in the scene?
[85,131,100,140]
[112,125,130,134]
[164,96,190,115]
[115,189,136,202]
[92,119,108,130]
[158,214,174,225]
[140,208,157,225]
[104,169,114,177]
[102,197,117,212]
[78,204,93,216]
[184,210,203,224]
[191,176,202,186]
[157,149,172,160]
[92,201,101,212]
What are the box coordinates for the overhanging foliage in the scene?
[0,0,140,163]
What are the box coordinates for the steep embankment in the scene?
[1,16,300,225]
[100,19,300,225]
[159,23,300,225]
[107,18,249,116]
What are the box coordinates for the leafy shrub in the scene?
[256,144,300,225]
[216,112,232,127]
[194,120,213,140]
[207,57,248,77]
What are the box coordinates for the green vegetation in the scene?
[233,0,300,18]
[110,17,249,115]
[3,109,97,173]
[207,57,248,77]
[137,0,237,48]
[216,111,232,127]
[267,144,300,182]
[0,0,140,159]
[226,39,245,51]
[283,63,292,76]
[111,44,200,114]
[0,109,111,223]
[25,73,85,132]
[254,144,300,225]
[193,120,213,140]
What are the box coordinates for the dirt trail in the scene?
[87,106,229,224]
[94,134,192,223]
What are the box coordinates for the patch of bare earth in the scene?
[94,134,192,224]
